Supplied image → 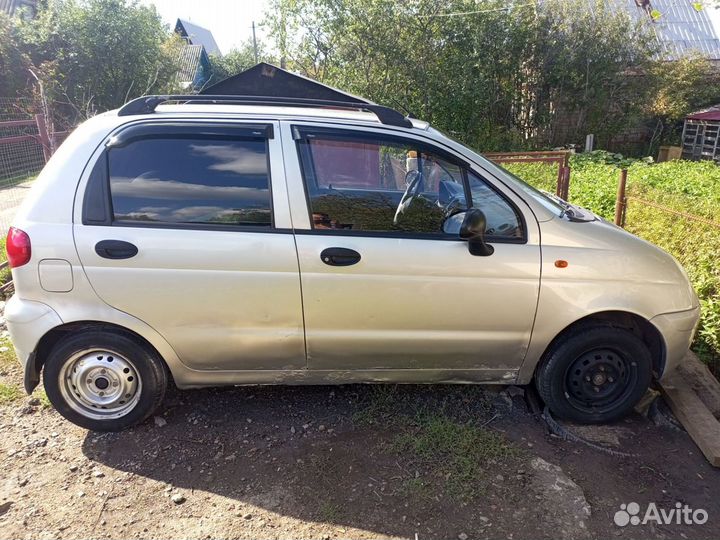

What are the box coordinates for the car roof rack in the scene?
[117,95,414,128]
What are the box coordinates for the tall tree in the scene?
[534,0,658,148]
[17,0,181,119]
[0,12,32,97]
[207,38,276,85]
[265,0,658,151]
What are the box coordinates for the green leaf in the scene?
[650,9,663,20]
[692,2,704,12]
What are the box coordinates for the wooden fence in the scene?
[0,114,68,164]
[484,150,572,200]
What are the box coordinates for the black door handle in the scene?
[95,240,138,260]
[320,247,361,266]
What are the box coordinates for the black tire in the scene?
[535,323,652,424]
[43,329,168,431]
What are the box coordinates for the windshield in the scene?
[430,128,565,217]
[486,163,566,216]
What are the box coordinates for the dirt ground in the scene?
[1,332,720,540]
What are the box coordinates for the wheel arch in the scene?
[529,310,666,383]
[27,321,174,393]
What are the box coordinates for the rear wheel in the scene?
[43,330,167,431]
[535,323,652,424]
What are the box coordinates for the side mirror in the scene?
[459,209,494,256]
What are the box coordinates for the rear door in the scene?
[74,121,306,371]
[283,123,541,376]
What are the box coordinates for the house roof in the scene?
[687,104,720,121]
[199,62,372,104]
[622,0,720,60]
[175,18,221,56]
[176,44,205,88]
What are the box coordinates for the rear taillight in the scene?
[6,227,31,268]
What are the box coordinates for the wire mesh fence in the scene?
[0,97,61,235]
[623,195,720,379]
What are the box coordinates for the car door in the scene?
[73,121,306,371]
[282,123,541,377]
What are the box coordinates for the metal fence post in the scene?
[615,169,627,227]
[34,113,52,162]
[585,134,594,152]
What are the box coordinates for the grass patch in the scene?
[0,338,51,409]
[392,413,518,499]
[0,337,23,406]
[352,385,402,426]
[0,235,10,289]
[353,385,517,500]
[0,382,21,404]
[0,174,36,190]
[317,500,342,522]
[0,336,16,367]
[36,388,51,408]
[398,476,432,500]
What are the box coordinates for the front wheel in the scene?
[535,323,652,424]
[43,329,168,431]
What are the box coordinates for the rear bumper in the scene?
[651,305,701,378]
[5,295,63,392]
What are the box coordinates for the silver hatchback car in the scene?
[5,94,700,431]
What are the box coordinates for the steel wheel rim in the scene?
[564,347,638,415]
[59,349,141,420]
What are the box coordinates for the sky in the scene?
[139,0,274,55]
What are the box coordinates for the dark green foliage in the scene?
[0,12,32,97]
[266,0,659,151]
[207,39,276,85]
[12,0,183,120]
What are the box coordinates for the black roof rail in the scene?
[117,95,414,128]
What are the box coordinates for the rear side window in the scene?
[107,138,272,226]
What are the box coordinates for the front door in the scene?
[285,125,541,376]
[74,121,306,371]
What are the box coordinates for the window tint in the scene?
[468,171,523,238]
[298,133,467,235]
[108,138,271,226]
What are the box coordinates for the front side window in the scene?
[297,131,468,235]
[108,138,272,226]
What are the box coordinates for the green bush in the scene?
[0,236,9,289]
[506,157,720,362]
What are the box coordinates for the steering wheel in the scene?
[393,170,424,225]
[486,222,513,235]
[440,193,466,218]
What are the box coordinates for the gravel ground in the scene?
[0,308,719,539]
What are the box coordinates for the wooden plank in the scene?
[484,150,569,157]
[660,371,720,467]
[0,119,35,128]
[677,351,720,418]
[34,114,52,162]
[0,134,37,145]
[488,157,564,164]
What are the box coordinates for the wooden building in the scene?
[682,106,720,162]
